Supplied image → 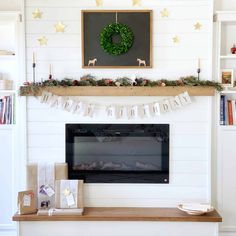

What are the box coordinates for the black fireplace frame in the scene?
[66,124,169,183]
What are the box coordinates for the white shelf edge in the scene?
[215,11,236,22]
[0,90,17,94]
[220,90,236,94]
[218,125,236,131]
[0,55,15,58]
[220,55,236,59]
[0,124,16,130]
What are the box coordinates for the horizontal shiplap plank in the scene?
[25,20,210,34]
[82,184,206,199]
[27,104,210,122]
[27,47,212,63]
[27,96,210,109]
[27,121,208,135]
[172,147,207,161]
[26,33,211,49]
[26,0,209,7]
[171,134,208,148]
[171,160,207,174]
[83,197,207,207]
[25,4,210,20]
[24,60,212,77]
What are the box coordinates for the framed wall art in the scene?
[220,69,234,87]
[81,10,152,68]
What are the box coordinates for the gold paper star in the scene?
[38,36,48,46]
[133,0,141,6]
[32,8,42,19]
[54,21,66,33]
[63,188,71,196]
[161,8,169,18]
[95,0,103,6]
[194,22,202,30]
[173,36,180,44]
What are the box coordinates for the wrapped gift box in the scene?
[18,190,37,215]
[27,163,68,208]
[55,180,83,210]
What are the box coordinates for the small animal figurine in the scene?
[88,58,97,66]
[137,58,146,66]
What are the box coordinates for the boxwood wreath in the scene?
[100,23,134,56]
[20,75,223,96]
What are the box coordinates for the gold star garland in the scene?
[95,0,103,6]
[194,22,202,30]
[133,0,141,6]
[173,36,180,44]
[38,36,48,46]
[161,8,169,18]
[32,8,42,19]
[54,21,66,33]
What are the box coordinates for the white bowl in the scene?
[178,204,214,216]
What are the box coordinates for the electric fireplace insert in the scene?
[66,124,169,183]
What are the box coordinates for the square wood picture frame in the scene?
[81,10,153,68]
[220,69,234,87]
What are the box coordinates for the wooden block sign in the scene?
[82,10,152,68]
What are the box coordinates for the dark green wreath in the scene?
[100,23,134,56]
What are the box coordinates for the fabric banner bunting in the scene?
[39,91,192,119]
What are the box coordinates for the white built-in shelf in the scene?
[0,89,16,94]
[220,55,236,59]
[0,55,15,59]
[219,125,236,131]
[220,90,236,94]
[215,11,236,22]
[0,124,15,130]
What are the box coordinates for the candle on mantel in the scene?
[33,52,35,64]
[49,64,53,80]
[32,52,36,83]
[197,58,201,81]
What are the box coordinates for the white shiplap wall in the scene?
[25,0,213,207]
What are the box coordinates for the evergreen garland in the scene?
[20,75,223,96]
[100,23,134,56]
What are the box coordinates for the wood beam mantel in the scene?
[20,86,216,96]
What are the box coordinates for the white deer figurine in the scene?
[88,58,97,66]
[137,58,146,67]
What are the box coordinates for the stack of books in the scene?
[220,94,236,126]
[0,95,14,125]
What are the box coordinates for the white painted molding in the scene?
[215,11,236,21]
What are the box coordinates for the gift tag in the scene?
[44,185,55,197]
[66,193,75,207]
[23,194,31,207]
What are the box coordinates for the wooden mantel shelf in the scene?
[13,207,222,222]
[20,86,216,96]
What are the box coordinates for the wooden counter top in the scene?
[13,207,222,222]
